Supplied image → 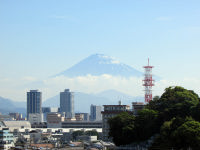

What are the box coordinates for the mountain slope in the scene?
[96,89,134,102]
[0,96,26,115]
[57,54,143,77]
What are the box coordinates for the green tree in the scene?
[85,130,98,136]
[151,117,199,149]
[172,119,200,149]
[147,86,199,122]
[191,102,200,121]
[85,130,99,139]
[153,95,160,101]
[159,117,185,148]
[72,130,84,141]
[134,109,158,141]
[108,86,200,148]
[108,112,135,146]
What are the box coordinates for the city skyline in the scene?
[1,1,200,101]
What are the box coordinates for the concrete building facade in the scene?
[62,121,102,128]
[60,89,75,119]
[27,90,42,119]
[9,113,23,120]
[75,113,89,121]
[90,104,102,121]
[42,107,59,122]
[0,128,14,149]
[28,113,43,124]
[75,113,84,121]
[47,113,64,128]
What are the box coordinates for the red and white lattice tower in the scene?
[143,58,154,103]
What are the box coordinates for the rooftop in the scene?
[3,121,31,128]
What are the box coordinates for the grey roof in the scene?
[3,121,31,128]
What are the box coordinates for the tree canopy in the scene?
[108,86,200,149]
[147,86,199,121]
[134,109,158,141]
[108,112,135,146]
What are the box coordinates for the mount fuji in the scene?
[56,54,143,77]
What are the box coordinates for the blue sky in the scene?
[1,0,200,101]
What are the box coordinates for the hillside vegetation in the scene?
[108,86,200,149]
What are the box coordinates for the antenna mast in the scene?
[143,58,154,103]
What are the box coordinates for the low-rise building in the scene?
[29,130,41,143]
[3,121,31,130]
[42,107,59,122]
[0,128,15,149]
[47,113,64,128]
[31,122,47,128]
[62,121,102,128]
[9,113,23,120]
[29,113,43,124]
[76,113,90,121]
[132,102,145,115]
[82,113,90,121]
[77,135,97,142]
[0,115,13,121]
[75,113,84,121]
[102,103,131,141]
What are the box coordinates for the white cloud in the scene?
[0,75,200,103]
[43,75,141,94]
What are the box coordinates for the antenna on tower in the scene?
[143,58,154,103]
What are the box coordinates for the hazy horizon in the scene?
[1,0,200,101]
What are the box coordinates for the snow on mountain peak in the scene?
[94,54,121,65]
[56,53,143,77]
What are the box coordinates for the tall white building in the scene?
[90,104,102,121]
[60,89,75,119]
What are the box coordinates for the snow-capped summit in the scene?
[94,54,120,64]
[56,54,143,77]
